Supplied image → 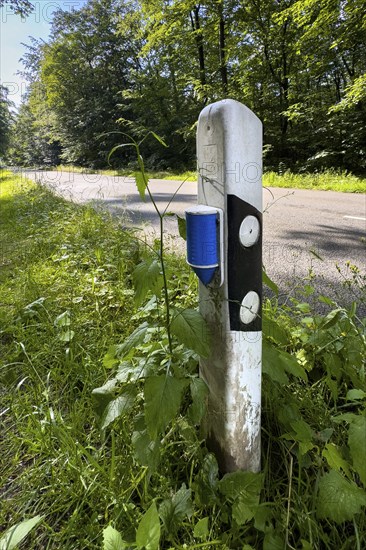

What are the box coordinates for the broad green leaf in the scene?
[262,269,278,295]
[219,471,263,525]
[92,379,118,419]
[144,375,188,438]
[159,484,193,533]
[188,377,208,425]
[54,310,71,327]
[316,428,334,443]
[170,484,193,519]
[277,402,301,430]
[254,505,273,533]
[263,532,285,550]
[170,308,210,358]
[324,352,342,380]
[283,420,315,456]
[325,376,339,402]
[92,379,118,395]
[290,419,313,441]
[22,298,46,318]
[348,416,366,486]
[346,389,366,401]
[132,430,160,472]
[332,413,359,424]
[219,471,263,504]
[133,261,162,305]
[134,171,148,201]
[136,502,160,550]
[262,341,288,384]
[101,390,136,430]
[58,329,75,342]
[0,515,43,550]
[345,336,365,369]
[262,314,289,345]
[232,499,256,525]
[103,346,119,369]
[116,361,148,383]
[281,351,307,380]
[131,296,158,319]
[102,525,126,550]
[219,470,262,500]
[319,295,335,306]
[176,215,187,240]
[322,443,351,477]
[193,517,209,539]
[24,297,46,309]
[195,453,219,506]
[296,302,311,313]
[316,470,366,523]
[264,343,307,381]
[322,308,344,329]
[115,322,149,358]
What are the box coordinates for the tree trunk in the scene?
[190,5,207,103]
[219,4,228,95]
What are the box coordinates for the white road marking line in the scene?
[343,215,366,221]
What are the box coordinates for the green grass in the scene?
[0,170,141,548]
[52,165,365,191]
[54,165,197,182]
[1,170,365,549]
[263,170,365,193]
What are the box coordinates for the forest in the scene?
[1,0,366,174]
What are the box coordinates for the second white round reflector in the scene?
[240,291,260,324]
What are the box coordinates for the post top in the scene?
[198,99,262,127]
[197,98,262,212]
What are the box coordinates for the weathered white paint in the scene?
[196,99,262,472]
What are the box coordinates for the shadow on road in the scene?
[282,224,365,255]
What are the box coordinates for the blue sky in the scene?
[0,1,86,108]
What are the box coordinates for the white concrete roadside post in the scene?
[186,99,262,473]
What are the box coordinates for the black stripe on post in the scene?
[227,194,262,332]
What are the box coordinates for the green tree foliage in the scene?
[0,86,12,160]
[0,0,33,15]
[39,0,142,167]
[9,83,61,166]
[274,0,366,172]
[10,0,366,173]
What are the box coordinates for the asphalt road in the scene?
[22,169,366,311]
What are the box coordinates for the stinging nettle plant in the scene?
[92,131,218,548]
[92,131,211,467]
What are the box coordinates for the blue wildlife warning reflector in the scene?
[186,205,220,285]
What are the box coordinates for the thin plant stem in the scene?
[109,429,115,490]
[285,453,294,550]
[137,145,174,355]
[159,213,174,355]
[353,518,361,550]
[109,133,175,354]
